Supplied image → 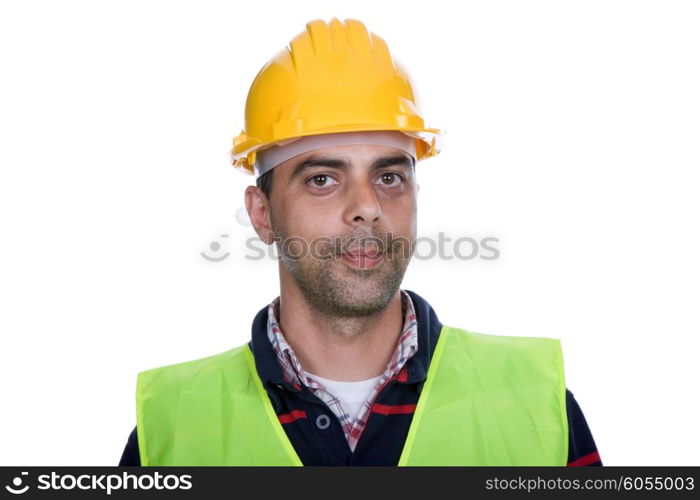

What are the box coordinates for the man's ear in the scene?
[244,186,275,244]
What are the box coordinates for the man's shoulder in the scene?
[440,324,562,350]
[436,326,565,389]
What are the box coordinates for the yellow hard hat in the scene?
[231,17,442,174]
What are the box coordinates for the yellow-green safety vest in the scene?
[136,325,568,466]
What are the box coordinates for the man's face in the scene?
[255,143,418,319]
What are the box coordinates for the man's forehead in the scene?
[282,148,415,181]
[292,144,414,166]
[254,130,417,177]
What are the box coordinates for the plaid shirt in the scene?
[267,289,418,452]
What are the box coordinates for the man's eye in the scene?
[307,174,336,188]
[377,172,404,187]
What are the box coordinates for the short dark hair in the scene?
[256,168,274,199]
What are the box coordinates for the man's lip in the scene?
[339,249,384,258]
[339,250,385,270]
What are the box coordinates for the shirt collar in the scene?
[248,289,443,389]
[266,290,418,391]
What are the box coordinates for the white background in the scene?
[1,0,698,466]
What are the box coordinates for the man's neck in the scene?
[276,286,404,382]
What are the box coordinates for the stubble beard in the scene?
[273,224,412,319]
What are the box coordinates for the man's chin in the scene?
[324,294,394,318]
[287,258,407,317]
[325,278,400,316]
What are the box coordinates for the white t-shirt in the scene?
[304,370,383,422]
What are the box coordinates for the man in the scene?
[119,18,601,466]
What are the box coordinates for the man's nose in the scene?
[344,180,381,226]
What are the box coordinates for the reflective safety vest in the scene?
[136,326,568,466]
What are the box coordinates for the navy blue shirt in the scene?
[119,290,602,466]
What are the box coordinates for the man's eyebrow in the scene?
[290,156,349,181]
[290,154,415,181]
[372,155,415,170]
